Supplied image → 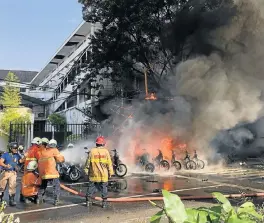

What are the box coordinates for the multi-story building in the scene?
[27,21,113,125]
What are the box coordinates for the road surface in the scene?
[4,163,264,223]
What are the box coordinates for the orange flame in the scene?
[145,93,157,100]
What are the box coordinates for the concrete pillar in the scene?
[77,88,80,105]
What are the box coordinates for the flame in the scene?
[145,93,157,100]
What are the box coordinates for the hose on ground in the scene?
[60,184,264,202]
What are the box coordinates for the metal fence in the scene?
[9,122,101,149]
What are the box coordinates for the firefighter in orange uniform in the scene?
[24,137,42,170]
[36,139,65,206]
[84,136,114,208]
[21,161,41,204]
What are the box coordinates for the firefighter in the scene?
[21,160,41,204]
[41,138,49,148]
[24,137,42,171]
[84,136,114,208]
[18,145,25,158]
[36,139,65,206]
[0,142,23,206]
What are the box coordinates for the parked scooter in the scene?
[111,149,128,177]
[137,151,155,173]
[57,162,82,182]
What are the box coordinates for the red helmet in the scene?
[96,136,106,145]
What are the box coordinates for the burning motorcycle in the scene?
[182,151,197,170]
[57,162,82,182]
[192,150,205,169]
[111,149,128,177]
[153,150,170,170]
[137,151,155,173]
[171,150,182,171]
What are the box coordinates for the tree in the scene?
[1,72,21,107]
[48,113,67,131]
[0,72,31,134]
[78,0,236,92]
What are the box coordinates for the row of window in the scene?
[52,49,89,101]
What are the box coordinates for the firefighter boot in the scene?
[9,195,16,207]
[85,196,92,207]
[102,199,107,208]
[0,192,4,202]
[19,193,25,202]
[35,196,40,204]
[53,196,59,206]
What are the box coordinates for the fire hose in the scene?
[60,184,264,202]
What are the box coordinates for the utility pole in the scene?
[144,68,149,98]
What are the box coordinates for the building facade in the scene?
[27,22,113,126]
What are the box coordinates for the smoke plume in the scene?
[64,0,264,169]
[166,0,264,160]
[96,0,264,168]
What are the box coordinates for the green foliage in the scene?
[0,72,31,134]
[0,201,20,222]
[48,113,67,126]
[0,72,21,107]
[0,108,31,134]
[150,190,264,223]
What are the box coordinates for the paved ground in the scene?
[4,162,264,223]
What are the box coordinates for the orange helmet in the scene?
[96,136,106,145]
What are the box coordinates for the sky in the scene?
[0,0,83,71]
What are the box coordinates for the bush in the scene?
[150,190,264,223]
[0,201,19,222]
[48,113,67,131]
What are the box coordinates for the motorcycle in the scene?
[182,152,197,170]
[57,162,82,182]
[137,152,155,173]
[153,150,170,170]
[171,150,182,171]
[193,151,205,169]
[111,149,128,177]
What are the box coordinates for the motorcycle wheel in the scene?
[196,159,205,169]
[185,160,197,170]
[145,163,155,173]
[69,169,81,182]
[172,161,182,171]
[115,164,127,177]
[160,160,170,170]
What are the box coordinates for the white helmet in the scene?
[42,138,49,144]
[48,139,57,148]
[18,145,24,151]
[67,143,74,148]
[32,137,42,145]
[27,161,38,171]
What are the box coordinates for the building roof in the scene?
[0,86,46,105]
[21,93,47,105]
[0,69,38,83]
[31,21,92,86]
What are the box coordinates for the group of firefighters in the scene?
[0,135,113,208]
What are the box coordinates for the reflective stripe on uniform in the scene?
[90,158,111,164]
[89,176,108,182]
[25,158,37,161]
[38,157,54,162]
[41,174,59,179]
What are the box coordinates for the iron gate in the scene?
[9,122,101,149]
